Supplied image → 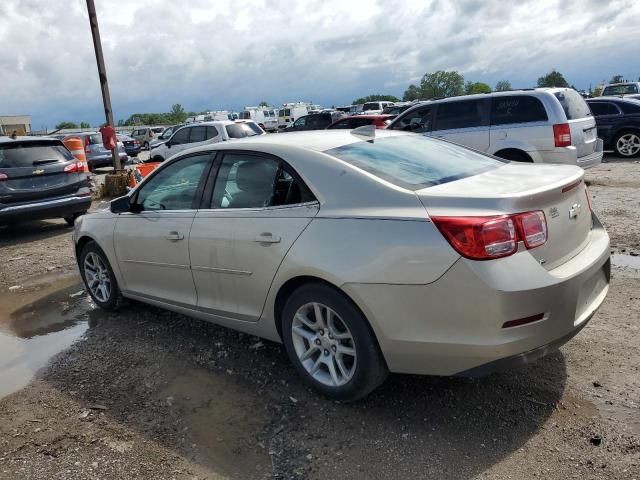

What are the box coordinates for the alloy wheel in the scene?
[83,252,111,303]
[291,302,357,387]
[616,133,640,157]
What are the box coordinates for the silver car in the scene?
[72,130,610,400]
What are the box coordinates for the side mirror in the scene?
[110,195,131,214]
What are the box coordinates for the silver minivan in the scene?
[387,88,603,168]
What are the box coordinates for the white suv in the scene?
[387,88,603,168]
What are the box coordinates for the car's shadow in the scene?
[42,301,566,479]
[0,219,73,244]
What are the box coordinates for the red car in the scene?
[326,114,394,130]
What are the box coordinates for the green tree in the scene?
[537,70,569,88]
[258,101,269,107]
[169,104,187,123]
[418,70,465,98]
[352,94,401,104]
[80,121,90,129]
[464,81,492,95]
[609,75,624,84]
[402,84,421,101]
[495,80,512,92]
[55,121,78,130]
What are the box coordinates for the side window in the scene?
[391,106,432,132]
[589,102,619,116]
[329,119,352,129]
[491,96,548,125]
[618,102,640,114]
[206,126,219,139]
[210,154,313,209]
[135,154,210,211]
[171,127,190,145]
[293,117,307,128]
[434,100,489,131]
[189,126,206,143]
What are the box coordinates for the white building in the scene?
[0,115,32,136]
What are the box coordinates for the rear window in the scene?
[553,90,592,120]
[363,102,380,111]
[280,109,291,117]
[87,134,103,144]
[618,100,640,114]
[491,96,548,125]
[239,111,251,119]
[324,135,505,190]
[225,123,262,139]
[602,84,639,96]
[0,141,74,168]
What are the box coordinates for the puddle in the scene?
[610,253,640,270]
[160,369,271,478]
[0,273,97,398]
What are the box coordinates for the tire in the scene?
[494,150,532,162]
[63,211,87,226]
[144,141,150,151]
[79,241,122,311]
[281,283,388,401]
[150,155,164,163]
[613,131,640,158]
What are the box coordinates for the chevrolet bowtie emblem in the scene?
[569,203,581,219]
[32,169,45,175]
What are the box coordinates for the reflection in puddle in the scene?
[0,274,97,398]
[611,253,640,270]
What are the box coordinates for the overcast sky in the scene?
[1,0,639,129]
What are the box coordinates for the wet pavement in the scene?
[0,272,94,398]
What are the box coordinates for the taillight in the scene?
[84,135,91,153]
[432,211,548,260]
[553,123,571,147]
[64,161,85,173]
[0,173,8,181]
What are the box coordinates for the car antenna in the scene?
[350,124,376,141]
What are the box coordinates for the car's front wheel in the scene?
[79,241,121,310]
[282,283,388,401]
[614,131,640,158]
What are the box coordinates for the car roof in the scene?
[340,114,394,119]
[0,135,64,144]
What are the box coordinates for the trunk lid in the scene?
[418,163,592,269]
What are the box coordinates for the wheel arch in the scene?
[493,148,533,162]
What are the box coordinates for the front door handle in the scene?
[254,233,281,244]
[166,231,184,241]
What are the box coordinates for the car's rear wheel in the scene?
[614,131,640,158]
[282,283,388,401]
[79,241,121,310]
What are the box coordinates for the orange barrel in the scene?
[63,137,89,173]
[136,162,161,178]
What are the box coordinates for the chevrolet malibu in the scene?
[72,129,610,400]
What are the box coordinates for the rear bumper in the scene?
[343,214,610,376]
[537,139,603,169]
[0,194,92,224]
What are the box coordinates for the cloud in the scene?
[1,0,638,128]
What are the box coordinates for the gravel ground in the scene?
[0,156,638,479]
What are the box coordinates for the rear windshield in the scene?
[0,141,74,168]
[602,84,639,96]
[225,123,262,139]
[280,109,291,117]
[87,134,103,145]
[324,135,505,190]
[553,90,592,120]
[363,102,380,111]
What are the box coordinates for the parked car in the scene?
[73,129,610,400]
[387,88,603,169]
[149,124,184,148]
[382,102,413,115]
[64,132,128,171]
[282,112,344,132]
[586,97,640,157]
[131,127,164,150]
[359,101,395,115]
[326,114,394,130]
[601,82,640,97]
[116,134,141,157]
[0,136,91,225]
[149,120,265,162]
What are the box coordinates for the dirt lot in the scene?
[0,157,638,479]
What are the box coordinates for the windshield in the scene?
[324,135,505,190]
[0,141,74,168]
[225,123,262,138]
[363,102,380,111]
[602,84,639,96]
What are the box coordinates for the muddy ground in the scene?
[0,157,638,479]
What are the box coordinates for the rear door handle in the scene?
[165,231,184,241]
[254,233,281,244]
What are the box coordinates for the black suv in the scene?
[0,137,92,225]
[586,97,640,157]
[282,112,343,132]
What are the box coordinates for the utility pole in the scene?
[86,0,121,171]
